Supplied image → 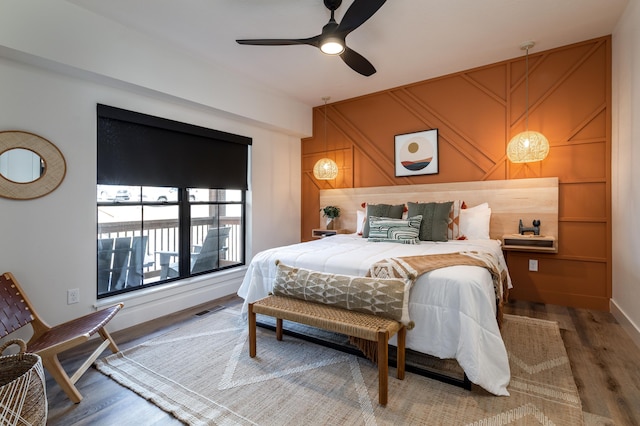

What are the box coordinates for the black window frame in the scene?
[96,105,250,299]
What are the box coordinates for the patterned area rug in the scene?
[96,307,584,425]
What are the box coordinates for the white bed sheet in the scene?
[237,234,512,396]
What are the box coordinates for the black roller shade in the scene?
[97,104,251,189]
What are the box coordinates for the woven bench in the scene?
[248,295,406,405]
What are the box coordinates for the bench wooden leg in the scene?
[249,303,256,358]
[251,296,404,405]
[276,318,283,341]
[377,330,389,406]
[397,326,406,380]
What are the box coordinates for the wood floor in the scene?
[44,297,640,426]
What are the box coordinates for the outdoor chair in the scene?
[114,235,151,290]
[97,238,115,294]
[98,236,153,293]
[158,226,231,279]
[97,237,131,293]
[0,272,123,403]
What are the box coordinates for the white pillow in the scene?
[356,210,366,235]
[460,203,491,239]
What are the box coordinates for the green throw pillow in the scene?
[368,215,422,244]
[362,203,405,238]
[407,201,453,242]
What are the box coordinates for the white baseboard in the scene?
[610,299,640,350]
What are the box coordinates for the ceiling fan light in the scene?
[506,131,550,163]
[313,158,339,180]
[320,38,345,55]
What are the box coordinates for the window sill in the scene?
[94,266,247,310]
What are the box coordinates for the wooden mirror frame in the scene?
[0,131,66,200]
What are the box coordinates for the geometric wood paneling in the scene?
[505,254,609,309]
[302,36,611,311]
[545,143,607,181]
[559,221,608,260]
[560,182,607,220]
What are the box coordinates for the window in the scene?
[96,105,250,298]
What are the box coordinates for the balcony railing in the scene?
[98,216,242,283]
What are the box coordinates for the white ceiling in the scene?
[67,0,629,107]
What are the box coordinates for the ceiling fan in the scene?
[236,0,387,76]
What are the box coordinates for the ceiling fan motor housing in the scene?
[324,0,342,11]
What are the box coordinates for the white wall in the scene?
[0,0,311,136]
[611,0,640,348]
[0,2,304,332]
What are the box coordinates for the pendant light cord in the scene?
[322,96,330,154]
[525,46,529,132]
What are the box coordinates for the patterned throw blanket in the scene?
[349,251,510,363]
[366,251,509,328]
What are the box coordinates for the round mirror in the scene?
[0,148,45,183]
[0,131,66,200]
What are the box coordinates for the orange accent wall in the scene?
[302,37,612,311]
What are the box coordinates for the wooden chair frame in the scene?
[0,272,123,403]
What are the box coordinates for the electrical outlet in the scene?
[528,259,539,272]
[67,288,80,304]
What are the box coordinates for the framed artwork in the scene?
[394,129,439,177]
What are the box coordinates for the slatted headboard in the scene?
[319,177,559,240]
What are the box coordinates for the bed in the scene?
[238,178,559,397]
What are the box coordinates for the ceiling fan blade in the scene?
[340,47,376,76]
[337,0,387,36]
[236,36,320,47]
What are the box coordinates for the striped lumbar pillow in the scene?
[367,215,422,244]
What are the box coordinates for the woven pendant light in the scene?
[506,130,550,163]
[507,42,550,163]
[313,97,338,180]
[313,158,339,180]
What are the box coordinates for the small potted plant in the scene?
[320,205,340,230]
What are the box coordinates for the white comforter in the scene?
[237,234,512,396]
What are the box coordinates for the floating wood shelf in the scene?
[311,229,337,238]
[502,234,557,253]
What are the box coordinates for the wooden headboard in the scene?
[319,177,559,240]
